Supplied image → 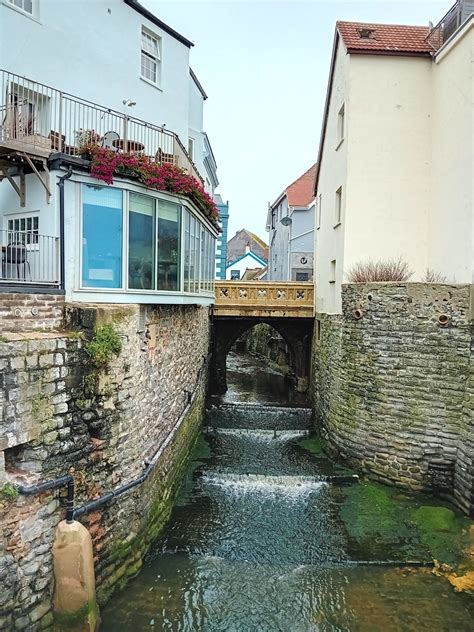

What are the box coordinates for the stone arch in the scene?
[210,317,313,395]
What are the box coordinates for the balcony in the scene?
[0,228,60,288]
[426,0,473,50]
[0,69,202,183]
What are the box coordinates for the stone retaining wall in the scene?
[0,303,210,629]
[311,283,473,516]
[0,292,64,334]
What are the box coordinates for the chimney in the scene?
[245,242,250,254]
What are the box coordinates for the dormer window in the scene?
[358,27,376,39]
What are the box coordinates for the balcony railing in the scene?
[0,229,60,286]
[214,281,315,317]
[426,0,472,50]
[0,69,202,183]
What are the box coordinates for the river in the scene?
[101,350,473,631]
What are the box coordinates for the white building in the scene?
[225,247,267,281]
[315,2,474,314]
[0,0,219,305]
[266,164,317,282]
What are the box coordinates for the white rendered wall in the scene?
[0,0,191,144]
[343,54,432,288]
[315,42,349,314]
[268,197,290,281]
[430,21,473,283]
[225,254,264,280]
[188,77,206,190]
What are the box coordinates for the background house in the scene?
[225,246,267,281]
[226,228,268,265]
[266,164,317,281]
[214,194,229,279]
[315,2,473,313]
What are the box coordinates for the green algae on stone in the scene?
[297,436,326,456]
[411,506,469,566]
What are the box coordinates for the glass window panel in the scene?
[184,211,191,292]
[82,186,123,288]
[157,200,180,291]
[128,193,155,290]
[192,217,200,293]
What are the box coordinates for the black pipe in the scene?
[16,473,73,496]
[15,355,209,522]
[57,167,73,291]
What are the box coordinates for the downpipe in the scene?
[57,167,72,291]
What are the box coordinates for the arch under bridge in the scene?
[211,281,315,395]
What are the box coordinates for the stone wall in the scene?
[0,303,211,629]
[240,323,290,374]
[311,283,473,516]
[0,292,64,334]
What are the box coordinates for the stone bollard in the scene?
[52,520,100,631]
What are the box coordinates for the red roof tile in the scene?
[337,21,433,55]
[286,163,318,207]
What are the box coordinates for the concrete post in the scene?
[52,520,99,631]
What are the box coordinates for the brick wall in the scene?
[0,293,64,334]
[311,283,473,516]
[0,303,211,629]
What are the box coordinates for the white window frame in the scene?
[141,27,161,87]
[5,213,40,249]
[337,103,345,148]
[335,187,343,227]
[6,0,34,16]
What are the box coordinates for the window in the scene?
[82,186,123,289]
[337,103,345,145]
[188,137,195,161]
[141,28,161,85]
[8,0,33,14]
[329,259,336,284]
[81,186,215,295]
[335,187,343,225]
[128,193,155,290]
[157,200,180,291]
[295,271,309,281]
[7,215,39,244]
[317,194,322,229]
[230,270,240,280]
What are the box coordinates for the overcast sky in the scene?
[144,0,453,241]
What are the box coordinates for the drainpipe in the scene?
[57,168,72,291]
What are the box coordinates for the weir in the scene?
[98,352,473,630]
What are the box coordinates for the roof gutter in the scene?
[124,0,194,48]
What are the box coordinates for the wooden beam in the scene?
[22,153,51,203]
[2,167,25,207]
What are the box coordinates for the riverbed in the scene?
[101,350,473,631]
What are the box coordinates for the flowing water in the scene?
[101,351,473,631]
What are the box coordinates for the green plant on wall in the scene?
[85,324,122,368]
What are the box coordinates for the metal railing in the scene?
[0,69,203,183]
[0,229,59,286]
[426,0,472,50]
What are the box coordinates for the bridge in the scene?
[211,281,315,395]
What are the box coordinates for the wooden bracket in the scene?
[22,153,51,203]
[2,167,25,207]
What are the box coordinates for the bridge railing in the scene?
[214,281,315,317]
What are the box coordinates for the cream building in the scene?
[315,2,474,314]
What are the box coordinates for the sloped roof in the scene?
[337,21,432,55]
[124,0,193,48]
[226,251,267,269]
[286,163,318,207]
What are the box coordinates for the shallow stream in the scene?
[101,351,473,631]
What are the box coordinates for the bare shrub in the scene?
[423,268,447,283]
[347,257,413,283]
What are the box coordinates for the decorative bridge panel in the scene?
[214,282,315,318]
